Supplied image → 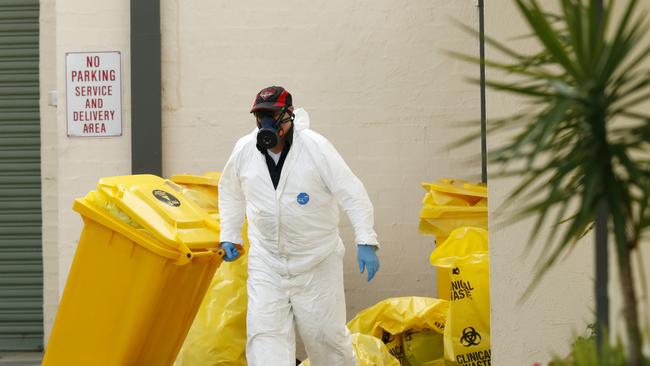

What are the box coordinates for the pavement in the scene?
[0,353,42,366]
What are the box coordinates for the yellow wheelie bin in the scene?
[418,178,488,300]
[171,172,249,366]
[43,175,223,366]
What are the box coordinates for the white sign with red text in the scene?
[66,51,122,137]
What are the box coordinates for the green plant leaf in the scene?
[450,2,650,353]
[515,0,582,79]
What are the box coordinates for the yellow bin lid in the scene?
[96,175,219,253]
[421,178,487,198]
[170,172,221,187]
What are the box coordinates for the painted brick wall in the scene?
[485,2,595,364]
[160,0,482,321]
[41,0,133,342]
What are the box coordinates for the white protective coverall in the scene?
[218,108,378,366]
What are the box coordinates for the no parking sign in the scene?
[65,51,122,137]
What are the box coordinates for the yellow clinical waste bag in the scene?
[300,333,401,366]
[419,178,487,300]
[174,231,249,366]
[403,329,445,366]
[172,172,249,366]
[42,175,223,366]
[429,227,491,366]
[347,297,449,365]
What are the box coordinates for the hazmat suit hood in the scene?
[292,107,310,131]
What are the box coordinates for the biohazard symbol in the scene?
[381,331,394,344]
[460,327,481,347]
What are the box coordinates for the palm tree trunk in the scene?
[593,0,609,354]
[595,200,609,351]
[616,243,642,366]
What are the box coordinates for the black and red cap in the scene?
[250,86,292,113]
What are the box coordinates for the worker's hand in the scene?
[357,244,379,282]
[220,241,240,262]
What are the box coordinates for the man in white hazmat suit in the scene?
[218,86,380,366]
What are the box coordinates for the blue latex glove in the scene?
[357,244,379,282]
[220,241,240,262]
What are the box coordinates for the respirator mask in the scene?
[256,107,293,149]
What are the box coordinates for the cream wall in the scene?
[487,1,650,364]
[160,0,482,319]
[40,0,132,343]
[485,1,601,365]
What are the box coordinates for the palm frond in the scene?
[450,0,650,291]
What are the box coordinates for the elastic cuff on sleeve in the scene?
[220,233,243,245]
[357,242,380,249]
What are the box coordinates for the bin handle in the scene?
[191,248,224,259]
[190,249,218,258]
[98,182,125,199]
[184,245,243,260]
[172,238,235,263]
